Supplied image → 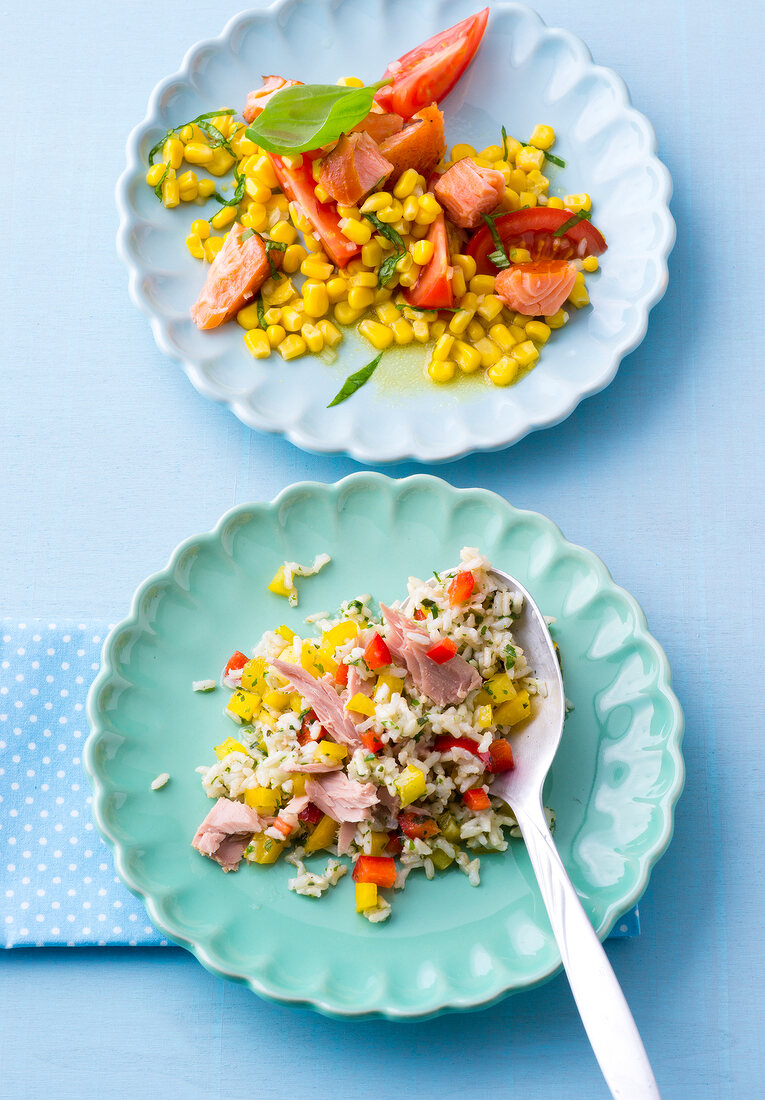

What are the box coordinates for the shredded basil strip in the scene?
[147,108,236,164]
[543,151,566,168]
[553,209,590,237]
[213,167,247,208]
[153,164,169,200]
[252,234,287,280]
[481,213,511,269]
[377,251,404,287]
[363,212,405,253]
[245,81,385,155]
[501,125,510,160]
[239,228,255,242]
[327,352,383,408]
[256,298,266,328]
[488,247,511,270]
[395,303,458,314]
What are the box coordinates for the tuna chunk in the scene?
[378,104,445,182]
[434,157,505,229]
[353,107,405,144]
[380,605,481,707]
[305,771,378,823]
[243,76,302,123]
[337,820,358,856]
[191,222,273,330]
[191,797,265,872]
[347,664,374,700]
[319,131,394,206]
[271,660,361,748]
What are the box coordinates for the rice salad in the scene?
[192,547,549,922]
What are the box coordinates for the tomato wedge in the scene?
[403,211,453,309]
[398,812,440,840]
[467,208,607,275]
[352,855,397,888]
[447,570,474,605]
[223,650,248,676]
[375,8,490,118]
[268,153,361,268]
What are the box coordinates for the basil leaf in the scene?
[327,353,383,408]
[363,212,405,253]
[256,297,266,328]
[482,213,510,269]
[245,81,384,155]
[553,210,590,237]
[147,108,235,164]
[378,251,404,287]
[213,167,246,208]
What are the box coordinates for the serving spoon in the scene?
[403,568,660,1098]
[488,568,660,1099]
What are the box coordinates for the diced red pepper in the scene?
[335,661,349,686]
[361,729,384,754]
[447,570,474,605]
[426,638,457,664]
[398,812,440,840]
[463,787,491,812]
[268,154,361,268]
[271,816,294,837]
[298,802,323,825]
[413,608,427,621]
[364,632,392,670]
[434,734,483,756]
[352,855,398,888]
[385,833,403,856]
[223,650,248,676]
[297,710,325,745]
[487,739,515,773]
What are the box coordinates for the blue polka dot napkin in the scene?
[0,620,638,947]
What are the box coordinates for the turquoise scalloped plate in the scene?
[85,475,684,1019]
[116,0,675,464]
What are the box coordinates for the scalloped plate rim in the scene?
[115,1,676,465]
[85,472,685,1019]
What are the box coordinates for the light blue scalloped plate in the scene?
[116,1,675,464]
[85,474,684,1019]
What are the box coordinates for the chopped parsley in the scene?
[504,645,517,669]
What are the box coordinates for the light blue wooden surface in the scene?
[1,1,762,1097]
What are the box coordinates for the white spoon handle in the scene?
[512,798,661,1099]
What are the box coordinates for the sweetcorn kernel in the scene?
[452,341,482,373]
[244,329,271,358]
[334,301,366,325]
[448,308,474,335]
[432,333,455,361]
[283,243,308,274]
[266,324,286,347]
[340,218,372,245]
[301,257,333,280]
[161,137,184,169]
[278,334,307,360]
[501,187,521,211]
[317,319,342,347]
[347,285,375,311]
[430,320,447,340]
[411,319,430,343]
[190,219,210,240]
[488,323,517,352]
[452,254,477,281]
[337,76,364,87]
[185,233,205,260]
[281,306,303,333]
[326,277,348,303]
[361,240,384,268]
[303,282,330,319]
[476,294,504,323]
[358,319,394,350]
[451,267,467,298]
[161,173,179,208]
[402,194,420,222]
[511,339,540,368]
[428,358,456,383]
[466,319,485,343]
[237,303,261,330]
[391,318,414,345]
[545,308,568,329]
[519,191,538,208]
[525,320,551,344]
[271,219,298,245]
[197,178,216,198]
[375,301,399,325]
[360,192,392,214]
[516,146,545,172]
[469,274,496,296]
[412,239,434,266]
[451,143,476,160]
[487,356,520,386]
[203,236,224,262]
[264,307,282,326]
[508,247,532,264]
[211,205,237,230]
[301,322,324,353]
[474,337,502,368]
[393,168,419,199]
[529,124,555,150]
[582,255,599,273]
[567,272,590,308]
[479,144,504,162]
[145,163,166,187]
[563,193,591,213]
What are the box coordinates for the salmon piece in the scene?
[434,157,504,229]
[495,260,578,317]
[191,222,272,330]
[378,104,445,182]
[319,131,394,206]
[243,76,301,123]
[353,106,404,144]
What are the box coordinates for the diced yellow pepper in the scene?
[268,565,293,599]
[290,774,307,797]
[244,787,280,815]
[493,689,532,727]
[241,656,268,692]
[214,735,247,759]
[304,813,338,854]
[477,704,494,728]
[322,620,359,650]
[356,882,378,912]
[244,833,284,864]
[375,672,404,700]
[315,740,348,765]
[225,690,260,723]
[369,832,389,856]
[478,672,518,705]
[289,692,303,713]
[276,624,296,642]
[395,764,427,807]
[263,689,290,713]
[345,692,376,717]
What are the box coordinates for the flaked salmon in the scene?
[243,76,301,123]
[494,260,578,317]
[191,222,273,330]
[353,106,405,144]
[378,104,445,182]
[434,157,504,229]
[319,131,394,206]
